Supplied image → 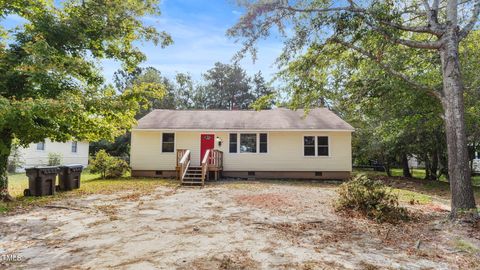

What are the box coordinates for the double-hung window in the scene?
[162,133,175,153]
[304,136,329,156]
[240,134,256,153]
[304,136,315,156]
[229,134,238,153]
[317,136,329,156]
[36,141,45,151]
[71,141,78,153]
[229,133,268,154]
[259,133,268,153]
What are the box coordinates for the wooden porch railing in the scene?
[176,149,188,167]
[207,150,223,181]
[207,150,223,169]
[176,148,223,183]
[201,149,210,185]
[177,149,191,182]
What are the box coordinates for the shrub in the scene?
[48,152,62,166]
[89,150,110,178]
[105,158,130,178]
[89,150,130,179]
[335,174,409,223]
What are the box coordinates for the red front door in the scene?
[200,134,215,162]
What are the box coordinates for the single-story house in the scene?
[130,108,354,183]
[9,139,89,172]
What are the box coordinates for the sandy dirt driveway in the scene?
[0,181,479,269]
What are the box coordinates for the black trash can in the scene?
[24,166,58,196]
[58,165,83,191]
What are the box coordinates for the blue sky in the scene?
[140,0,284,81]
[1,0,284,83]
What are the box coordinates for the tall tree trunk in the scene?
[424,155,431,180]
[384,162,391,177]
[402,154,412,178]
[0,130,13,201]
[439,27,477,217]
[430,149,439,181]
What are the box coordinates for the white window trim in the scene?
[303,135,330,157]
[239,133,257,154]
[160,132,176,154]
[303,135,316,157]
[229,132,269,154]
[36,142,46,152]
[71,141,78,154]
[258,133,269,154]
[228,133,238,153]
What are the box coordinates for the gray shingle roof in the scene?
[135,108,354,131]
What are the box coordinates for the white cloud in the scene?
[232,10,242,16]
[101,2,285,84]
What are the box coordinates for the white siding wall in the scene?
[14,139,89,170]
[131,130,352,172]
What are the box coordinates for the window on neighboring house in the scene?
[259,133,268,153]
[36,141,45,151]
[240,134,257,153]
[317,136,329,156]
[71,141,78,153]
[304,136,315,156]
[229,133,237,153]
[162,133,175,153]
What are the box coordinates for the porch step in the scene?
[182,178,203,185]
[182,182,203,186]
[182,166,203,186]
[185,174,201,178]
[183,176,202,180]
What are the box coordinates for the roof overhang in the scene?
[132,128,355,132]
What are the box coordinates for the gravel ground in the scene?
[0,181,479,269]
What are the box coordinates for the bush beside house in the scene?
[89,150,130,179]
[335,175,409,223]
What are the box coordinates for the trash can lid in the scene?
[36,166,59,174]
[35,166,60,169]
[59,164,84,168]
[25,167,39,172]
[26,166,59,170]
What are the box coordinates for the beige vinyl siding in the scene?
[130,131,202,170]
[130,130,352,172]
[131,131,175,170]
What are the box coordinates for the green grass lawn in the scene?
[391,188,433,204]
[1,172,178,213]
[356,168,480,186]
[354,168,480,204]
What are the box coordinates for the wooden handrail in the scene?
[176,149,223,184]
[176,149,187,167]
[201,149,210,186]
[208,150,223,168]
[178,150,191,182]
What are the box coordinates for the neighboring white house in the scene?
[10,139,89,172]
[409,153,480,173]
[474,153,480,172]
[130,108,354,180]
